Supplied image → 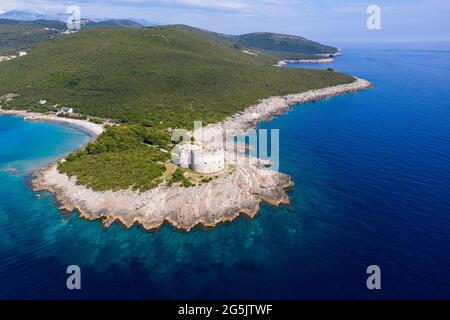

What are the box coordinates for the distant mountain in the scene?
[163,25,338,62]
[92,18,157,27]
[0,9,156,27]
[0,19,66,29]
[89,19,144,28]
[129,18,159,27]
[0,9,46,21]
[0,19,67,55]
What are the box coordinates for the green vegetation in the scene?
[87,116,105,124]
[0,24,354,192]
[0,19,65,55]
[59,125,171,191]
[0,18,144,55]
[93,19,143,28]
[212,30,338,62]
[229,32,337,55]
[200,176,213,184]
[0,25,353,128]
[57,113,88,120]
[169,168,193,187]
[168,25,337,63]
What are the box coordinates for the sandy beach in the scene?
[0,109,104,137]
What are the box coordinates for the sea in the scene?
[0,47,449,299]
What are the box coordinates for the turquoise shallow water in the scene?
[1,49,450,299]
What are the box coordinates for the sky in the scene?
[1,0,450,46]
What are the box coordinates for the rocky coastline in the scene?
[275,51,343,67]
[3,77,373,232]
[276,58,334,67]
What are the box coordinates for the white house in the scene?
[60,107,74,114]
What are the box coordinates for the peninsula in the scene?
[0,24,372,231]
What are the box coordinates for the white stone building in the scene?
[60,107,74,114]
[174,144,225,174]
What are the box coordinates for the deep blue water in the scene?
[1,49,450,299]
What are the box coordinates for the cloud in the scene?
[0,0,19,12]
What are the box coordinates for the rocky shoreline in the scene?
[275,51,343,67]
[276,58,334,67]
[33,160,294,232]
[203,77,373,138]
[5,77,373,232]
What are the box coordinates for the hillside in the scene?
[0,9,47,21]
[0,9,154,26]
[231,32,338,54]
[92,19,144,28]
[0,18,143,55]
[0,19,66,55]
[168,25,337,62]
[0,26,353,128]
[0,20,337,62]
[212,31,338,62]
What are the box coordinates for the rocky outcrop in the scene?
[33,160,293,232]
[315,51,343,58]
[0,51,27,63]
[275,50,343,67]
[276,58,334,67]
